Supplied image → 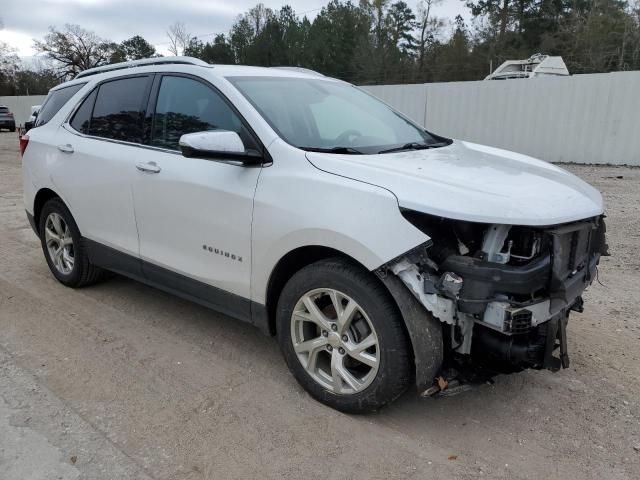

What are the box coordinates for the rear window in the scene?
[35,83,86,127]
[0,107,9,113]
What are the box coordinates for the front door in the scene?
[132,74,262,320]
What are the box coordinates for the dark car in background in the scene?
[0,106,16,131]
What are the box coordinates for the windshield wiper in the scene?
[378,141,449,154]
[300,146,363,154]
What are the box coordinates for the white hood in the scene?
[305,140,603,226]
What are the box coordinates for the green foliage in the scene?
[182,0,639,83]
[115,35,157,61]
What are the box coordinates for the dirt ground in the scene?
[0,130,638,480]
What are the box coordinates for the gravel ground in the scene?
[1,131,639,479]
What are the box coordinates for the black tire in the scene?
[277,258,412,413]
[38,198,107,287]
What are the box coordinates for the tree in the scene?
[34,24,115,79]
[14,67,58,95]
[388,1,417,55]
[118,35,157,60]
[416,0,444,71]
[305,1,369,81]
[230,16,255,64]
[0,41,20,95]
[167,22,192,56]
[184,35,235,64]
[247,3,274,36]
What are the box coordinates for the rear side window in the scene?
[70,89,97,134]
[35,83,85,127]
[89,76,150,143]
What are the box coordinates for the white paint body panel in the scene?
[132,148,260,298]
[22,94,140,257]
[51,127,141,255]
[306,140,603,226]
[249,139,428,304]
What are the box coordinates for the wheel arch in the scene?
[32,188,63,236]
[263,245,359,335]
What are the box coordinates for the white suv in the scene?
[21,57,608,412]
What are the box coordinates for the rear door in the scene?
[55,75,153,260]
[132,74,262,319]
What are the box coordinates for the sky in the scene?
[0,0,469,60]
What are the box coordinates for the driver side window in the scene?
[151,76,256,151]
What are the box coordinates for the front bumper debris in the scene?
[380,216,608,391]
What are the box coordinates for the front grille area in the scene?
[547,217,604,312]
[505,310,533,334]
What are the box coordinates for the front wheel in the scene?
[277,258,412,413]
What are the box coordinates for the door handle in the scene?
[57,144,74,154]
[135,161,161,174]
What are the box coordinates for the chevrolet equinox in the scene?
[21,57,608,412]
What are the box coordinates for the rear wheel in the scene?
[277,258,412,413]
[38,198,106,287]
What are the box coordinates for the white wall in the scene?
[0,95,48,127]
[363,71,640,166]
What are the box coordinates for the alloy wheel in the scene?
[291,288,380,395]
[44,212,75,275]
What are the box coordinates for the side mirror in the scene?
[179,131,263,166]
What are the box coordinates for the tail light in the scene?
[19,135,29,156]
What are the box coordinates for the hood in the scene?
[305,140,603,226]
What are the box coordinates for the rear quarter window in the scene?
[70,89,97,134]
[35,83,86,127]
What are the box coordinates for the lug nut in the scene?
[341,335,348,342]
[331,324,337,331]
[327,345,333,351]
[322,330,328,337]
[339,347,345,355]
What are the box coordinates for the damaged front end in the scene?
[378,210,609,395]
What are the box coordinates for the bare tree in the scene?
[247,4,274,37]
[416,0,444,69]
[0,40,20,89]
[167,22,192,56]
[34,24,114,79]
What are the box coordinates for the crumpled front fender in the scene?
[378,272,443,394]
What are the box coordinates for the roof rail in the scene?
[271,66,324,77]
[75,56,210,79]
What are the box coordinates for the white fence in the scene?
[363,71,640,166]
[0,95,47,127]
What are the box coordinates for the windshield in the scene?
[227,76,446,154]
